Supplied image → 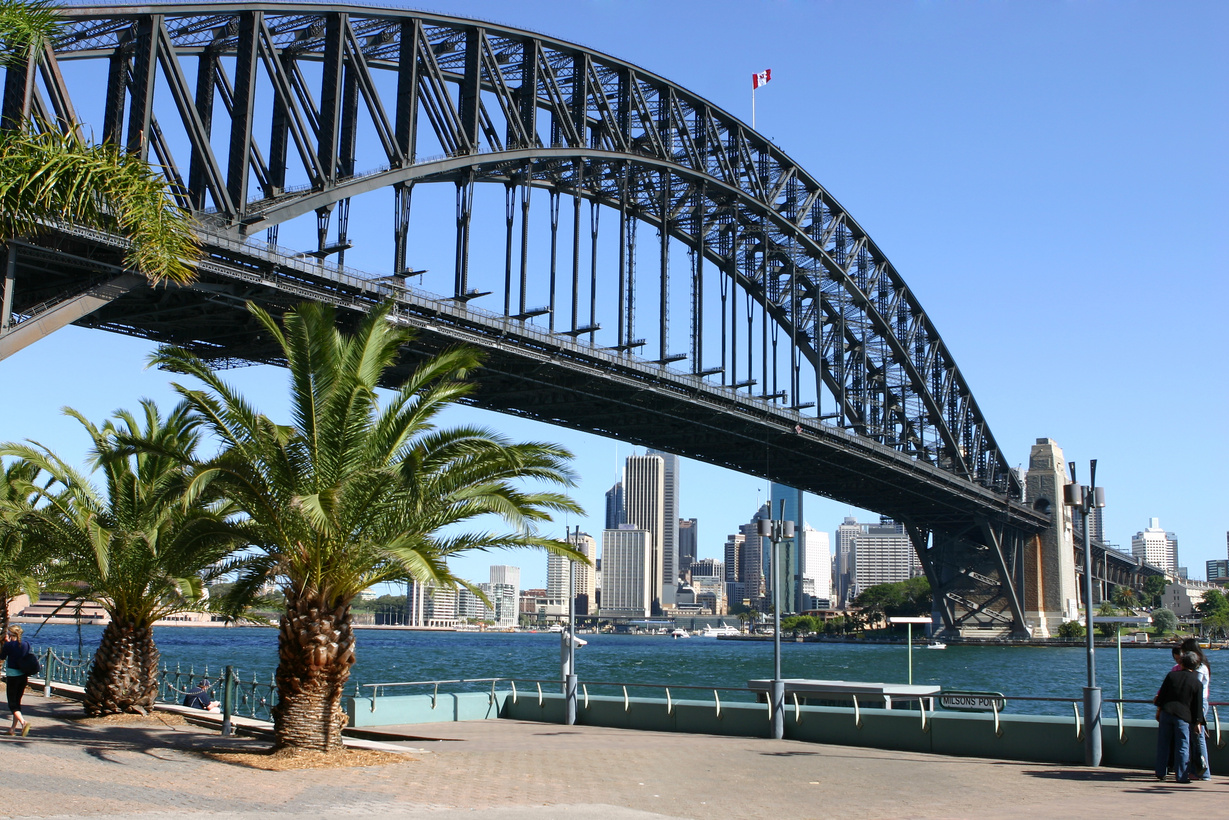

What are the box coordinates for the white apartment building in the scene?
[850,518,920,597]
[1131,518,1178,573]
[547,531,598,615]
[801,525,832,607]
[600,527,652,617]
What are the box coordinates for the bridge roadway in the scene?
[5,225,1049,542]
[5,692,1220,820]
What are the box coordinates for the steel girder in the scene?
[15,3,1019,499]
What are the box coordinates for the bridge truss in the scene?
[0,2,1054,636]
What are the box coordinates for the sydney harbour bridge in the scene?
[0,3,1155,637]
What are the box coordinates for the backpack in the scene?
[14,641,39,676]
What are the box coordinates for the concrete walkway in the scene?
[1,692,1223,820]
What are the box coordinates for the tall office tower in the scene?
[1073,503,1105,544]
[801,525,832,607]
[769,483,804,614]
[624,453,672,613]
[836,516,864,607]
[647,450,680,608]
[691,557,724,578]
[724,532,746,608]
[738,503,770,606]
[1206,559,1228,583]
[489,565,521,615]
[1131,518,1179,572]
[600,527,652,617]
[548,531,598,615]
[678,518,698,580]
[850,517,919,597]
[604,482,625,529]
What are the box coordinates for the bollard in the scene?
[1083,686,1102,767]
[770,679,784,740]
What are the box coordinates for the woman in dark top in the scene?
[1154,651,1206,783]
[1,625,33,736]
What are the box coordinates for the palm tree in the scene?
[1,400,247,715]
[0,0,199,285]
[0,458,45,635]
[152,300,585,752]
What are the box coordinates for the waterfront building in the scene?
[801,525,832,608]
[624,453,673,613]
[1161,580,1215,618]
[547,531,597,615]
[489,566,521,621]
[604,481,625,529]
[678,518,698,581]
[600,526,652,617]
[769,483,804,615]
[850,517,920,598]
[1131,518,1179,573]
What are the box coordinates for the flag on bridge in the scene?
[752,68,772,90]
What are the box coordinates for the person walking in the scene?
[1154,650,1207,783]
[1,625,34,736]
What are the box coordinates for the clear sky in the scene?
[2,0,1226,590]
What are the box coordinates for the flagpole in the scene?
[752,86,756,130]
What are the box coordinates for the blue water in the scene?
[24,623,1227,718]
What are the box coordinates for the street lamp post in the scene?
[564,525,579,726]
[758,502,794,740]
[1063,459,1106,767]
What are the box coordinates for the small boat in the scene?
[698,624,741,638]
[671,628,690,639]
[547,624,564,633]
[926,640,947,650]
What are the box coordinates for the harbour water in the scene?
[26,622,1225,719]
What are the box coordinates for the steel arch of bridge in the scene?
[0,3,1052,636]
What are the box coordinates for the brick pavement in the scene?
[1,692,1224,820]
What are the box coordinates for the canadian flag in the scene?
[752,69,772,90]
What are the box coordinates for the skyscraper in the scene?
[647,450,680,608]
[604,482,625,530]
[737,503,769,608]
[850,518,919,597]
[624,452,673,613]
[724,532,746,609]
[600,527,652,617]
[488,566,521,626]
[769,483,804,614]
[547,531,598,614]
[835,516,863,607]
[1131,518,1179,572]
[678,518,698,580]
[801,525,832,608]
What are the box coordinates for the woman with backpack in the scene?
[1,624,35,736]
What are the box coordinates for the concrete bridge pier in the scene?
[1023,438,1080,637]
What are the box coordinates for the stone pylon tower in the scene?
[1023,438,1079,637]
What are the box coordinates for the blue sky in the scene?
[2,0,1226,589]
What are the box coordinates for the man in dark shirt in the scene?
[1154,652,1206,783]
[182,679,211,711]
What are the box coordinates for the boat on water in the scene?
[926,640,947,650]
[698,624,741,638]
[671,628,690,639]
[547,624,565,633]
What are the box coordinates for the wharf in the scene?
[1,690,1223,820]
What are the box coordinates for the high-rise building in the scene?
[604,482,625,530]
[600,527,652,617]
[724,532,746,609]
[678,518,698,580]
[835,516,863,607]
[850,517,919,597]
[489,566,521,623]
[740,503,769,602]
[691,557,724,578]
[624,453,673,613]
[548,531,598,615]
[647,450,680,608]
[769,483,804,614]
[1131,518,1178,572]
[801,525,832,608]
[1206,559,1228,584]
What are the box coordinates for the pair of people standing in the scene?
[1,625,35,736]
[1154,638,1211,783]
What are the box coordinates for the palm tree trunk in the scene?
[84,620,160,715]
[272,592,355,752]
[0,590,10,638]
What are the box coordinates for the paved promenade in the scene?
[1,692,1223,820]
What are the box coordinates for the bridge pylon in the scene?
[1022,438,1080,637]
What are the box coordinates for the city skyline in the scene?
[1,1,1224,592]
